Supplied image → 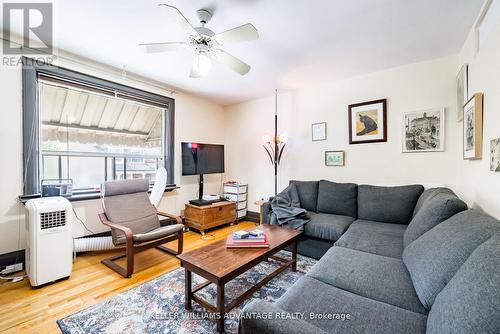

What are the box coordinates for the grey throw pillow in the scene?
[289,180,319,212]
[316,180,357,217]
[412,187,456,218]
[404,193,467,248]
[357,184,424,224]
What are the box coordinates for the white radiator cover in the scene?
[73,236,119,252]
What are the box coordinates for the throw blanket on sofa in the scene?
[270,183,310,230]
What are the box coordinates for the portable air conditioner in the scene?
[25,197,73,287]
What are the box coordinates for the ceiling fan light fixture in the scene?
[142,5,258,77]
[193,50,212,77]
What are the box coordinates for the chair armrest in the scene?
[98,213,133,242]
[239,300,329,334]
[156,211,183,225]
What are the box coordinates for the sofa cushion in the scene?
[316,180,358,217]
[304,213,355,241]
[240,299,329,334]
[426,234,500,334]
[335,220,407,258]
[294,235,334,260]
[403,210,500,310]
[277,276,427,334]
[307,246,427,314]
[289,180,319,212]
[403,192,467,248]
[412,187,456,218]
[358,184,424,224]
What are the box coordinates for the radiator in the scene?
[73,236,119,253]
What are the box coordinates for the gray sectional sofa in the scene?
[240,180,500,334]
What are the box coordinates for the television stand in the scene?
[184,201,237,235]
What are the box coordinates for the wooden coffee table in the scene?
[177,224,302,333]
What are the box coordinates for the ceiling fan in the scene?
[140,4,259,78]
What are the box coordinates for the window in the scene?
[22,58,175,197]
[39,81,165,191]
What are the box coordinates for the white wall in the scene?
[455,11,500,218]
[2,9,498,257]
[0,51,226,255]
[225,56,459,212]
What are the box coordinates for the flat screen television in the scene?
[181,142,224,176]
[181,142,225,206]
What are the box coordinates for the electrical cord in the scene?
[72,207,96,235]
[0,274,26,283]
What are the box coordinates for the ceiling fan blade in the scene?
[140,42,188,53]
[214,49,251,75]
[215,23,259,45]
[158,4,198,36]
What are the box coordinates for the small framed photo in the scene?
[312,122,327,141]
[456,64,468,121]
[325,151,345,166]
[348,99,387,144]
[402,108,445,153]
[491,138,500,172]
[463,93,484,160]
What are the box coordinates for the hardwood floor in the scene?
[0,221,256,334]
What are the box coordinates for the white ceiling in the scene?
[14,0,485,105]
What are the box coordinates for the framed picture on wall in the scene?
[491,138,500,172]
[348,99,387,144]
[456,64,468,121]
[312,122,327,141]
[463,93,484,160]
[402,108,445,153]
[325,151,345,166]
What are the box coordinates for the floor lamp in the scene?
[262,89,288,196]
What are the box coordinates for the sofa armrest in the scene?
[239,300,329,334]
[261,201,272,225]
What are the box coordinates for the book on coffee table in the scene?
[226,233,269,248]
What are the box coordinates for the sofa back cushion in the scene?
[412,187,456,218]
[289,180,319,212]
[316,180,357,217]
[357,184,424,224]
[403,192,467,248]
[403,210,500,310]
[426,234,500,334]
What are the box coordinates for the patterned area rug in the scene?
[57,251,316,334]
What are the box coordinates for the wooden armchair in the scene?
[99,179,184,278]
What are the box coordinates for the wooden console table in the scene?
[184,201,237,235]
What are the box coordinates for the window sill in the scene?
[18,185,179,203]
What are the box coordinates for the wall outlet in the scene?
[1,263,23,274]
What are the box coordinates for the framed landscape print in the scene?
[463,93,484,160]
[325,151,345,166]
[456,64,468,121]
[491,138,500,172]
[403,108,445,153]
[312,122,327,141]
[348,99,387,144]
